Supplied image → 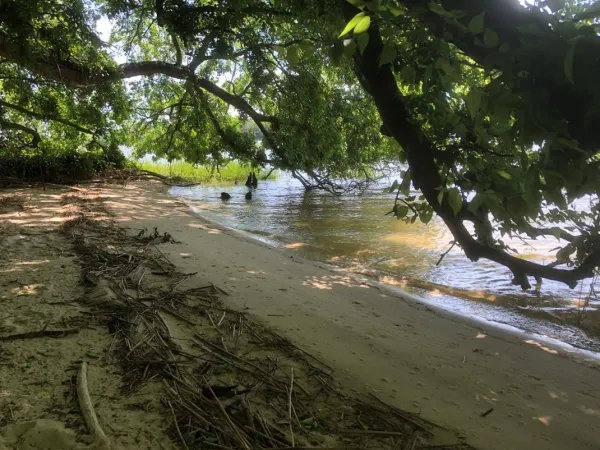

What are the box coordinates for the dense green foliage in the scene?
[1,0,600,288]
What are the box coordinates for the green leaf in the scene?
[399,65,415,84]
[437,189,444,205]
[353,15,371,35]
[286,46,300,67]
[339,12,365,38]
[564,41,576,84]
[447,188,463,216]
[428,2,453,17]
[497,170,512,180]
[343,40,357,56]
[396,205,409,219]
[388,5,404,17]
[379,42,397,67]
[400,171,412,195]
[435,58,453,75]
[356,33,370,54]
[420,208,434,224]
[346,0,366,7]
[468,12,485,34]
[422,64,434,92]
[483,28,499,47]
[465,89,482,118]
[385,179,399,193]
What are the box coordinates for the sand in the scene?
[1,180,599,450]
[102,181,600,450]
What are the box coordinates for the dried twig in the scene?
[168,400,190,450]
[288,367,295,447]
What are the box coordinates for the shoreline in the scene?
[179,192,600,363]
[4,180,597,449]
[112,180,600,450]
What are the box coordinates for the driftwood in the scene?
[77,361,111,449]
[0,328,79,341]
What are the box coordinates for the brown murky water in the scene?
[171,178,600,353]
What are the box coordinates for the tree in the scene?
[0,0,599,289]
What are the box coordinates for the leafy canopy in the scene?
[1,0,600,289]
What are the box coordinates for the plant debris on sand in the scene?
[1,189,474,449]
[61,198,474,450]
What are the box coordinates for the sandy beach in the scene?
[1,180,599,450]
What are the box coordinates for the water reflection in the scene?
[170,177,600,352]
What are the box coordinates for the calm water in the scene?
[170,176,600,353]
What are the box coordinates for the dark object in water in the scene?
[220,192,231,200]
[234,180,239,185]
[245,172,258,189]
[245,191,252,200]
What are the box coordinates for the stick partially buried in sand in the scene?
[77,361,112,449]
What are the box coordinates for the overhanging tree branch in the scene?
[0,34,280,125]
[342,2,600,289]
[0,99,95,134]
[397,0,600,149]
[0,118,41,147]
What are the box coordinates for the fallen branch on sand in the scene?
[0,328,79,341]
[77,361,112,449]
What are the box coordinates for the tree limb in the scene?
[0,118,40,147]
[343,2,600,289]
[0,35,280,125]
[0,99,94,134]
[171,34,183,65]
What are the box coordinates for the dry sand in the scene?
[102,181,600,450]
[1,180,599,450]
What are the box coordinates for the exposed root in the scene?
[77,361,111,449]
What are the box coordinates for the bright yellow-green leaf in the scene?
[353,15,371,35]
[497,170,512,179]
[468,12,485,34]
[339,12,365,38]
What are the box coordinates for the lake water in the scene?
[170,176,600,353]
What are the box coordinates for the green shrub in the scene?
[137,160,278,183]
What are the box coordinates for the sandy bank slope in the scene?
[102,181,600,450]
